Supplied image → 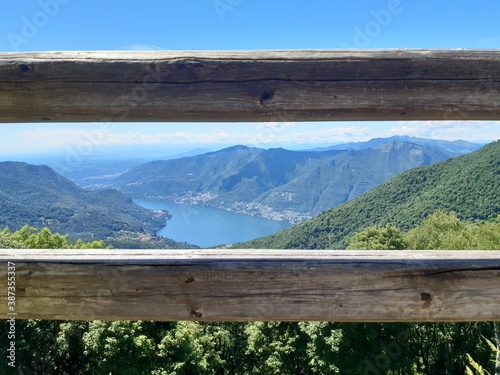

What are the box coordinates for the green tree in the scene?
[466,335,500,375]
[404,212,500,250]
[157,321,224,374]
[404,211,472,250]
[0,225,107,249]
[2,320,62,375]
[82,321,159,375]
[13,226,72,248]
[0,227,24,248]
[299,322,341,374]
[470,219,500,250]
[245,322,311,374]
[335,323,414,375]
[56,321,92,374]
[347,225,408,250]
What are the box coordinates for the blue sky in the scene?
[1,0,499,158]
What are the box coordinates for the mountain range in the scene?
[236,140,500,249]
[309,135,483,154]
[109,137,477,223]
[0,161,191,247]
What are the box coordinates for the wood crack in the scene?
[2,78,499,85]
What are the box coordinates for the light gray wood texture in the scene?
[1,249,499,321]
[1,50,499,122]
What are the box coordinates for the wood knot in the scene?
[19,64,30,73]
[420,292,432,301]
[259,90,273,103]
[190,310,203,318]
[185,277,195,284]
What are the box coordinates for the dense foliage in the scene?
[237,141,500,249]
[348,211,500,250]
[2,320,498,374]
[2,213,499,374]
[0,226,106,249]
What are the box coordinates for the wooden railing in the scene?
[1,250,500,322]
[0,50,499,322]
[1,50,499,123]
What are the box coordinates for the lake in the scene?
[134,198,292,248]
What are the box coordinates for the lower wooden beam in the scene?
[1,250,499,322]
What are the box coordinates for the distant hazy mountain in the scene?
[52,158,153,190]
[237,140,500,249]
[0,162,189,247]
[50,149,214,190]
[310,136,483,154]
[111,139,463,222]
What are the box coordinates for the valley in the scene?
[0,136,491,249]
[108,136,479,224]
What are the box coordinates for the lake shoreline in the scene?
[140,194,310,224]
[133,198,292,248]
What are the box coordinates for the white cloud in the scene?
[2,121,499,157]
[2,125,373,153]
[390,121,500,142]
[7,128,97,150]
[276,127,372,144]
[257,122,295,130]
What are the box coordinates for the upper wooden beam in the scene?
[1,249,500,322]
[0,50,499,123]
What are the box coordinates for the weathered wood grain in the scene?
[1,249,499,322]
[0,50,499,122]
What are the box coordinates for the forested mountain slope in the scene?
[111,140,460,222]
[237,140,500,249]
[0,162,172,242]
